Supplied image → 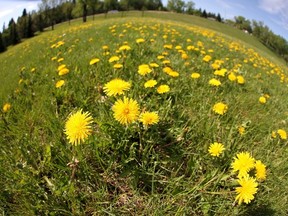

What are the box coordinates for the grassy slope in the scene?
[0,11,288,215]
[0,11,285,102]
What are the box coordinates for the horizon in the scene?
[0,0,287,40]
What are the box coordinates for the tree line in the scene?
[0,0,287,63]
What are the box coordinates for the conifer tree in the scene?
[0,32,6,52]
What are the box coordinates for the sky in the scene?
[0,0,288,40]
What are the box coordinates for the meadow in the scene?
[1,11,288,215]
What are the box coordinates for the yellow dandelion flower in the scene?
[119,45,131,51]
[271,131,277,138]
[214,68,227,77]
[237,75,245,84]
[235,175,258,205]
[112,97,140,125]
[57,58,64,62]
[103,78,131,96]
[56,80,65,88]
[109,56,120,63]
[157,55,165,60]
[181,53,188,60]
[138,64,152,76]
[102,45,109,50]
[90,58,100,65]
[136,38,145,43]
[3,103,11,112]
[259,96,266,104]
[58,68,69,76]
[209,78,221,86]
[162,60,171,64]
[208,142,225,157]
[213,102,228,115]
[255,160,266,181]
[144,79,157,88]
[157,85,170,94]
[231,152,255,178]
[31,68,36,72]
[238,126,245,135]
[139,111,159,127]
[51,56,57,61]
[168,71,179,77]
[113,63,123,69]
[149,63,159,68]
[64,110,93,145]
[58,64,66,71]
[191,73,201,79]
[203,55,212,62]
[164,44,173,49]
[228,72,237,81]
[277,129,287,139]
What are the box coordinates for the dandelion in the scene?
[203,55,212,62]
[57,58,64,62]
[119,45,131,51]
[56,80,65,88]
[136,38,145,43]
[237,75,245,84]
[90,58,100,65]
[3,103,11,112]
[228,72,237,81]
[109,56,120,63]
[214,68,227,77]
[191,73,200,79]
[271,131,277,138]
[208,142,225,157]
[112,97,140,125]
[277,129,287,140]
[209,78,221,86]
[255,160,266,181]
[235,175,258,205]
[58,68,69,76]
[139,111,159,127]
[64,110,93,145]
[144,79,157,88]
[231,152,255,178]
[238,126,245,135]
[157,85,170,94]
[259,96,266,104]
[213,102,228,115]
[138,64,152,76]
[103,79,131,96]
[181,53,188,60]
[113,63,123,69]
[58,64,66,71]
[149,63,159,68]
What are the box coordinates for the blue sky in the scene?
[0,0,288,40]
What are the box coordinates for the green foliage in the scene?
[0,12,288,215]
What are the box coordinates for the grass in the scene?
[1,11,288,215]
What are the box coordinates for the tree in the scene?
[234,16,252,33]
[62,0,75,24]
[201,9,207,18]
[8,19,20,45]
[88,0,98,20]
[145,0,163,10]
[216,13,222,22]
[78,0,88,22]
[167,0,185,13]
[0,32,6,52]
[185,1,195,14]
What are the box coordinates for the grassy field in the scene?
[1,11,288,215]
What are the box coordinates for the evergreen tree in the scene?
[0,32,6,52]
[216,13,222,22]
[201,9,207,18]
[8,19,20,45]
[27,14,34,38]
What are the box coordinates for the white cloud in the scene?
[258,0,288,32]
[0,9,13,19]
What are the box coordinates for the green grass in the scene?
[1,11,288,215]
